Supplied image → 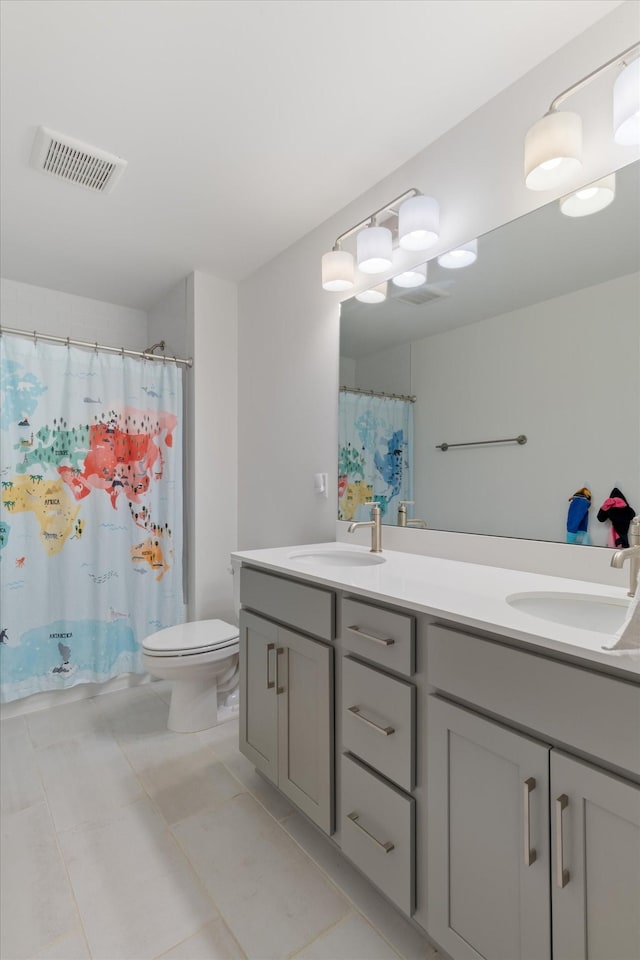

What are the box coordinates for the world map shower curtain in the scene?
[338,391,413,523]
[0,335,185,703]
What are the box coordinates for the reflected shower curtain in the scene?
[338,391,413,523]
[0,335,185,702]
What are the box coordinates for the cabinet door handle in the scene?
[347,812,394,853]
[523,777,537,866]
[276,646,285,695]
[266,643,275,689]
[555,794,570,888]
[347,705,395,736]
[347,625,394,647]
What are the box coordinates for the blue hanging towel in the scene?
[566,487,591,544]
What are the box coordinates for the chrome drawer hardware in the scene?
[555,794,570,888]
[523,777,537,866]
[348,705,395,736]
[266,643,275,689]
[276,647,285,695]
[347,625,394,647]
[347,812,395,852]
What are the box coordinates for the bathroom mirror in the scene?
[339,159,640,546]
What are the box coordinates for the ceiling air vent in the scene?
[30,126,127,193]
[391,283,451,307]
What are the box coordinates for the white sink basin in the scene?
[289,549,386,568]
[507,592,629,634]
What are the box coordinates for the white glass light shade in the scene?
[524,111,582,190]
[357,225,393,274]
[398,195,439,251]
[437,239,478,269]
[392,263,427,288]
[560,174,616,217]
[614,58,640,145]
[321,249,354,291]
[355,282,388,304]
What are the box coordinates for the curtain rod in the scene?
[340,385,416,403]
[0,326,193,368]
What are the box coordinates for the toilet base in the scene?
[165,657,240,733]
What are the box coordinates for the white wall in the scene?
[0,277,148,349]
[410,272,639,544]
[354,342,412,396]
[238,2,639,567]
[186,271,238,624]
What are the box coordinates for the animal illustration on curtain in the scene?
[0,335,185,703]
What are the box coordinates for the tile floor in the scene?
[1,683,438,960]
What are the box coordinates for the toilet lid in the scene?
[142,619,239,656]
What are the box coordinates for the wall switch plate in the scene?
[314,472,329,497]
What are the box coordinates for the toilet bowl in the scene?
[142,619,239,733]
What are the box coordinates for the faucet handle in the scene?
[631,516,640,546]
[399,501,414,507]
[365,500,381,515]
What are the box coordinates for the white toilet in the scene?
[142,562,242,732]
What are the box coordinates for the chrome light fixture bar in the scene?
[322,187,440,291]
[524,41,640,192]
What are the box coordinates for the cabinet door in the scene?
[551,751,640,960]
[277,627,334,834]
[427,696,551,960]
[239,611,278,783]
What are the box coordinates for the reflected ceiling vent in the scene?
[391,284,451,307]
[30,126,127,193]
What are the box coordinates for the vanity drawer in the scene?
[341,753,414,916]
[428,623,640,776]
[240,567,335,641]
[341,597,415,676]
[342,656,415,791]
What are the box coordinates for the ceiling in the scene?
[0,0,625,310]
[340,159,639,358]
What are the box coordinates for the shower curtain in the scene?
[338,391,413,523]
[0,335,185,703]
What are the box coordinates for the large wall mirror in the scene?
[339,159,639,547]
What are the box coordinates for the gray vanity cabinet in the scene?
[238,568,335,835]
[426,696,551,960]
[551,751,640,960]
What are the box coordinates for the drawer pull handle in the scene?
[276,647,285,695]
[347,705,395,736]
[523,777,537,866]
[266,643,275,690]
[347,625,394,647]
[347,812,394,853]
[555,794,570,888]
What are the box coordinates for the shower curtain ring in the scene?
[33,330,37,345]
[94,341,98,354]
[121,346,125,359]
[66,336,70,349]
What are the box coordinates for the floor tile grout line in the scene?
[152,915,248,960]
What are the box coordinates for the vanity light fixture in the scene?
[355,281,388,303]
[321,187,440,290]
[524,42,640,191]
[322,245,355,291]
[398,195,439,251]
[392,262,427,288]
[437,239,478,269]
[357,222,393,274]
[560,173,616,217]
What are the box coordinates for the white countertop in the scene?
[232,541,640,677]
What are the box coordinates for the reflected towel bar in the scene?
[436,434,527,451]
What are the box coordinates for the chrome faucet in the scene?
[610,516,640,597]
[397,500,428,529]
[348,501,382,552]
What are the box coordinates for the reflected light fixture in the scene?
[322,246,354,291]
[524,42,639,191]
[357,222,393,274]
[560,173,616,217]
[437,239,478,269]
[321,187,441,291]
[392,262,427,288]
[356,281,388,304]
[398,195,439,251]
[614,58,640,145]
